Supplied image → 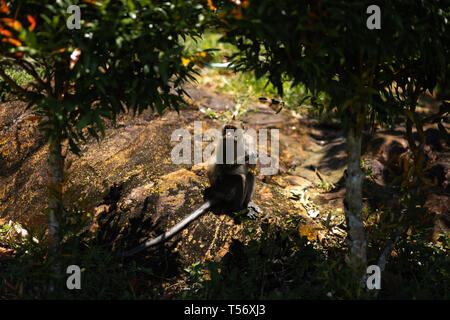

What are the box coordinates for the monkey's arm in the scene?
[120,199,216,257]
[210,173,259,219]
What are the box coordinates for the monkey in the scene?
[205,121,260,217]
[121,121,260,257]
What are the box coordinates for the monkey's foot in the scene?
[246,203,261,219]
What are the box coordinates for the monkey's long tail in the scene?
[120,199,216,257]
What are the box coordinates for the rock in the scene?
[284,175,312,189]
[191,162,208,175]
[292,167,318,183]
[258,185,274,202]
[270,175,288,188]
[118,182,155,211]
[159,169,200,190]
[298,219,325,242]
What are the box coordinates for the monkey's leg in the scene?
[208,174,243,211]
[243,172,260,219]
[227,174,246,211]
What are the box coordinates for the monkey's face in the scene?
[221,122,249,166]
[223,125,236,140]
[223,121,245,140]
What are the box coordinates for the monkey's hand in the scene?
[246,202,261,219]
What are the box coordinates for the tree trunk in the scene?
[344,117,367,274]
[48,62,66,263]
[48,135,63,261]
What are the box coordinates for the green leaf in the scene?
[68,139,81,155]
[76,113,92,130]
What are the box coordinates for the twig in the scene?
[360,230,403,296]
[377,234,401,273]
[315,168,335,189]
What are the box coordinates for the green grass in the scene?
[0,66,37,101]
[4,67,34,86]
[182,31,238,63]
[182,32,329,114]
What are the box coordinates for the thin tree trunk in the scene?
[344,117,367,274]
[48,61,66,260]
[48,135,63,262]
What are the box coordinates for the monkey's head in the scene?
[220,121,258,168]
[222,121,245,140]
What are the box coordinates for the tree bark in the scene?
[48,135,63,261]
[344,117,367,274]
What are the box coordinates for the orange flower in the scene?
[0,27,12,37]
[83,0,100,5]
[207,0,216,11]
[0,1,8,14]
[51,48,66,55]
[1,37,22,46]
[0,18,22,31]
[0,29,12,38]
[231,8,242,19]
[27,15,36,31]
[231,0,250,8]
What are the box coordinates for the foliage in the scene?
[0,206,153,299]
[184,32,326,114]
[215,0,449,125]
[383,233,449,299]
[1,204,448,299]
[182,31,237,63]
[179,221,449,299]
[180,223,333,299]
[0,0,212,268]
[0,0,210,153]
[0,66,33,100]
[0,222,25,248]
[212,0,449,274]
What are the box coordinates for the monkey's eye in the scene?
[225,130,234,138]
